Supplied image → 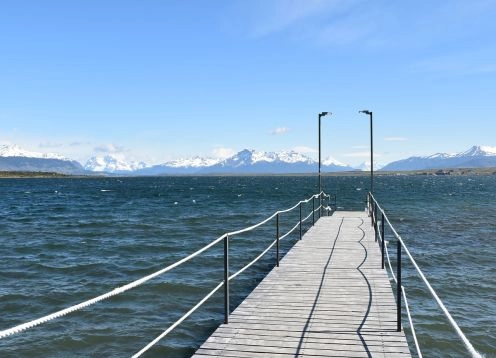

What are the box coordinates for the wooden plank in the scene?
[193,211,412,357]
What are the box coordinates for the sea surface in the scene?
[0,175,494,357]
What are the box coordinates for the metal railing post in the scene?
[224,235,229,324]
[370,195,374,226]
[299,202,302,240]
[381,212,385,269]
[312,196,315,225]
[276,213,280,267]
[374,213,378,242]
[319,192,323,218]
[397,238,402,332]
[374,201,378,229]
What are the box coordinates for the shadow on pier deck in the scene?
[193,211,411,357]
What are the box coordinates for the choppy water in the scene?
[0,176,494,357]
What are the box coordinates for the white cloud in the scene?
[384,137,408,142]
[94,143,125,154]
[250,0,339,37]
[271,127,290,135]
[344,151,371,158]
[211,146,236,159]
[38,142,63,148]
[292,146,317,154]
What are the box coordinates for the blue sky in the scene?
[1,0,495,166]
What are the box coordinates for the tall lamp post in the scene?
[318,111,331,216]
[359,110,374,194]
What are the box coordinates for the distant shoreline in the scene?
[1,167,496,179]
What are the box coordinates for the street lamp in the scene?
[318,111,331,216]
[359,110,374,194]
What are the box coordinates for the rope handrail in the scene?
[226,193,317,236]
[132,281,224,358]
[401,286,422,358]
[135,194,323,355]
[368,193,482,358]
[0,233,226,339]
[384,241,397,283]
[1,191,325,352]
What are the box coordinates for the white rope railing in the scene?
[401,286,422,358]
[0,233,226,339]
[369,193,482,358]
[134,192,321,354]
[384,241,397,283]
[132,281,224,358]
[2,191,326,356]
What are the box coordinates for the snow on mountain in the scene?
[0,144,69,160]
[135,149,354,175]
[212,149,314,169]
[201,149,354,174]
[323,155,347,167]
[164,156,220,168]
[84,155,147,173]
[0,144,84,173]
[458,145,496,157]
[355,161,385,171]
[381,145,496,171]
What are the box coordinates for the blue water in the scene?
[0,175,494,357]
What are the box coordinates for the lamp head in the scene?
[359,110,372,115]
[319,112,331,117]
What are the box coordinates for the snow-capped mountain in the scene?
[381,145,496,171]
[84,155,147,173]
[135,156,221,175]
[136,149,354,175]
[355,161,385,171]
[205,149,316,173]
[0,144,84,173]
[0,144,69,160]
[164,156,220,168]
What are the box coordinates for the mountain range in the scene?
[1,144,496,175]
[381,146,496,171]
[0,144,84,174]
[135,149,354,175]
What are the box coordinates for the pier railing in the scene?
[0,191,332,357]
[367,192,482,358]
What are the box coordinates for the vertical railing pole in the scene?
[299,202,302,240]
[319,192,323,218]
[370,195,374,226]
[397,238,402,332]
[381,212,385,269]
[312,196,315,225]
[374,212,378,242]
[224,235,229,324]
[374,201,378,230]
[276,212,280,267]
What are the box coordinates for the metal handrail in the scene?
[0,191,329,357]
[368,192,482,358]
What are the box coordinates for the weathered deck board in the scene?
[193,211,411,357]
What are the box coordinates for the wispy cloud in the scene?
[344,151,371,158]
[38,142,62,148]
[384,137,408,142]
[250,0,341,37]
[94,143,126,154]
[293,146,317,154]
[271,127,290,135]
[211,146,236,159]
[70,141,91,147]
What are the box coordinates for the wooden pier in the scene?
[194,211,411,357]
